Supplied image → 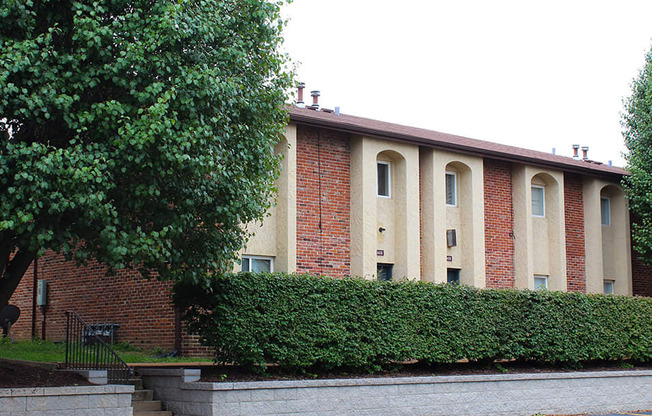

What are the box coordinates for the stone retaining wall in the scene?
[0,385,134,416]
[139,368,652,416]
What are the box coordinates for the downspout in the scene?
[174,308,182,355]
[31,258,37,339]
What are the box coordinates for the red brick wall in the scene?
[631,214,652,297]
[484,159,515,288]
[9,252,179,350]
[296,126,351,276]
[564,173,586,292]
[632,255,652,297]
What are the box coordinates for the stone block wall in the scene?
[139,368,652,416]
[0,385,134,416]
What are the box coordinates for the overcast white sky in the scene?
[281,0,652,167]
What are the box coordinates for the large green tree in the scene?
[0,0,293,309]
[623,46,652,263]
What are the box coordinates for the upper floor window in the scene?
[531,185,545,217]
[242,255,274,273]
[533,274,548,290]
[601,197,611,226]
[377,161,391,198]
[445,172,457,206]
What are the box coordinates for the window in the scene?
[241,255,273,272]
[533,275,548,290]
[447,268,460,285]
[377,263,393,281]
[445,172,457,206]
[601,197,611,226]
[377,162,390,197]
[531,186,545,217]
[604,280,614,295]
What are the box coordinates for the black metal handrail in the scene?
[64,311,133,384]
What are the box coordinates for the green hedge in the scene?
[174,273,652,371]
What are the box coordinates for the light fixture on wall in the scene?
[447,229,457,247]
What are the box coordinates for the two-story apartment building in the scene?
[9,102,652,352]
[247,105,635,293]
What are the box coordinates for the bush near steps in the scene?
[174,273,652,372]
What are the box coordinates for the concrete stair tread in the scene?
[133,412,172,416]
[133,400,164,411]
[129,378,144,390]
[132,389,154,401]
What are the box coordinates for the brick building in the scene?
[9,99,652,352]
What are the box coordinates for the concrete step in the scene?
[133,412,173,416]
[129,378,144,390]
[132,389,154,401]
[133,400,164,412]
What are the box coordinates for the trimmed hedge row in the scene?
[174,273,652,371]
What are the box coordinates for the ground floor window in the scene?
[447,268,460,285]
[533,274,548,290]
[377,263,393,281]
[603,280,614,294]
[242,255,274,273]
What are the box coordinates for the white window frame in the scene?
[377,161,391,198]
[241,255,274,273]
[531,185,545,217]
[601,197,611,226]
[603,279,615,295]
[445,172,457,207]
[533,274,548,290]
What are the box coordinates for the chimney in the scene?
[310,90,320,109]
[581,146,589,160]
[572,144,580,159]
[297,82,305,108]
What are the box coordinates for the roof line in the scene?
[289,109,626,180]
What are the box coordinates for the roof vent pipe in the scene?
[311,90,320,109]
[297,82,305,108]
[581,146,589,160]
[572,144,580,159]
[608,160,613,167]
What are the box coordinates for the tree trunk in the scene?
[0,248,35,311]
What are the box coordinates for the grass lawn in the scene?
[0,338,212,364]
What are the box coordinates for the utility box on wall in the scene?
[37,279,48,306]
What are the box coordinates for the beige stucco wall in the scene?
[350,136,420,280]
[513,166,566,290]
[584,178,631,294]
[420,149,485,286]
[237,125,297,272]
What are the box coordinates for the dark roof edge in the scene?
[290,111,626,181]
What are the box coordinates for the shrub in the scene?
[174,273,652,372]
